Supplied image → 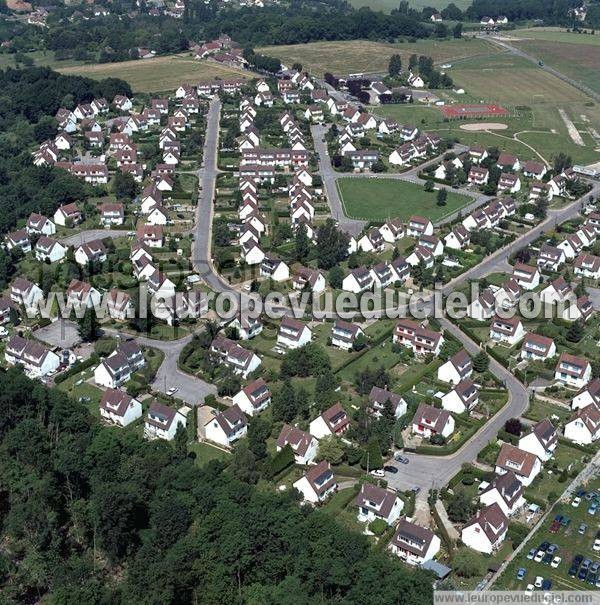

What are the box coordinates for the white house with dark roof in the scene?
[411,403,454,439]
[437,349,472,384]
[276,424,318,465]
[232,379,271,416]
[574,253,600,280]
[293,460,337,503]
[10,277,43,312]
[204,404,248,447]
[540,277,572,306]
[389,518,440,566]
[309,403,350,439]
[34,237,66,263]
[342,266,374,294]
[26,213,55,236]
[144,402,186,441]
[210,335,261,378]
[554,352,591,389]
[406,215,433,238]
[440,379,479,414]
[75,239,107,266]
[518,418,557,461]
[461,503,508,554]
[4,335,60,378]
[564,402,600,445]
[520,332,556,361]
[331,320,364,350]
[292,266,326,293]
[277,317,312,349]
[260,254,290,282]
[355,483,403,525]
[494,443,541,486]
[444,225,470,250]
[479,471,525,517]
[5,229,31,253]
[562,296,594,323]
[572,378,600,410]
[393,319,444,356]
[94,340,145,388]
[368,386,407,418]
[538,245,566,272]
[229,315,263,340]
[489,315,525,345]
[99,389,142,427]
[512,263,540,290]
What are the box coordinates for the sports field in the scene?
[56,55,249,92]
[257,38,498,76]
[336,178,471,222]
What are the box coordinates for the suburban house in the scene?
[232,378,271,416]
[440,379,479,414]
[293,460,337,504]
[537,244,566,272]
[572,378,600,410]
[574,253,600,280]
[276,424,318,465]
[393,319,444,356]
[203,404,248,447]
[292,266,326,293]
[99,388,142,427]
[309,403,350,439]
[66,279,101,309]
[10,277,43,312]
[540,277,573,306]
[26,213,55,236]
[437,349,473,384]
[99,203,125,226]
[277,317,312,349]
[389,519,441,566]
[564,402,600,445]
[461,503,508,554]
[444,225,470,250]
[518,418,558,461]
[342,266,374,294]
[494,443,541,486]
[406,215,434,237]
[489,315,525,345]
[75,239,107,266]
[260,254,290,282]
[479,471,525,517]
[229,315,263,340]
[144,402,186,441]
[520,332,556,361]
[34,237,66,263]
[554,352,592,389]
[354,483,404,526]
[411,403,454,439]
[4,335,60,378]
[368,386,407,418]
[5,230,31,253]
[106,289,133,321]
[93,340,145,388]
[512,263,541,290]
[522,160,547,179]
[210,335,261,378]
[562,295,594,323]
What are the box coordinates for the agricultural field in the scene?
[378,52,600,165]
[55,55,249,93]
[347,0,472,12]
[506,28,600,46]
[257,37,498,77]
[336,177,471,222]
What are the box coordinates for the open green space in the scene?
[347,0,472,12]
[336,177,471,222]
[508,28,600,46]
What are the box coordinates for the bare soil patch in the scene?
[460,123,509,131]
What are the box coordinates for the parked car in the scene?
[579,523,588,535]
[561,516,571,526]
[588,502,598,515]
[383,465,398,474]
[541,579,552,590]
[527,548,537,560]
[525,584,534,595]
[539,541,550,551]
[547,544,559,555]
[549,521,560,534]
[551,556,561,568]
[593,539,600,552]
[572,496,582,508]
[587,572,597,586]
[370,469,385,477]
[585,491,596,500]
[534,576,544,588]
[542,553,553,565]
[517,568,526,581]
[534,551,545,563]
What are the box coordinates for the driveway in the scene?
[35,319,81,349]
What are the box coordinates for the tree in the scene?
[452,22,463,38]
[424,179,434,192]
[316,436,345,465]
[292,62,302,71]
[328,265,344,289]
[504,417,522,436]
[453,548,485,578]
[567,320,584,342]
[553,152,572,174]
[113,170,137,200]
[77,307,99,342]
[473,351,489,373]
[247,416,271,460]
[316,219,350,269]
[388,53,402,77]
[446,489,476,522]
[436,188,448,206]
[230,442,259,484]
[271,380,297,423]
[294,223,311,262]
[360,436,383,470]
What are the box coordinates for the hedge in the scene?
[264,444,295,480]
[54,354,100,384]
[557,436,595,455]
[448,464,493,489]
[431,500,455,558]
[403,490,416,517]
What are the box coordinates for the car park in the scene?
[517,568,526,580]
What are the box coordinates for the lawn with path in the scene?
[336,177,471,222]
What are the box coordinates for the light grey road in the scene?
[60,229,130,246]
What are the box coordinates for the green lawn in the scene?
[348,0,472,11]
[336,178,471,222]
[188,442,230,467]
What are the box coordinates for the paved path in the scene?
[434,499,460,541]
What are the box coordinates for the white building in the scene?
[99,388,142,427]
[479,471,525,517]
[355,483,403,525]
[277,423,319,465]
[518,418,557,462]
[494,443,541,486]
[232,379,271,416]
[203,404,248,447]
[389,519,440,566]
[144,401,186,441]
[293,460,337,504]
[461,503,508,554]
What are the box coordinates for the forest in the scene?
[0,366,434,603]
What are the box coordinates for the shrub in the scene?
[369,519,388,536]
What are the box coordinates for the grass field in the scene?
[257,38,498,76]
[336,177,471,222]
[507,28,600,46]
[55,55,249,93]
[347,0,472,12]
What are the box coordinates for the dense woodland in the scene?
[0,367,434,603]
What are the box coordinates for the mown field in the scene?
[336,177,471,222]
[507,28,600,46]
[347,0,472,12]
[375,51,600,165]
[257,37,498,76]
[55,55,249,92]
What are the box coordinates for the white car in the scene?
[534,576,543,588]
[534,551,545,563]
[550,556,561,568]
[593,539,600,552]
[572,497,582,507]
[166,387,179,396]
[370,469,385,477]
[525,584,534,595]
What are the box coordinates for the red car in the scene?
[549,521,561,534]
